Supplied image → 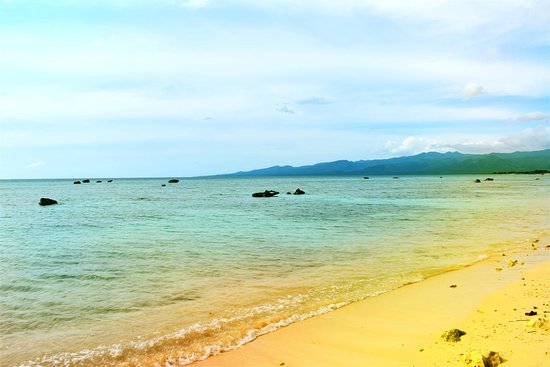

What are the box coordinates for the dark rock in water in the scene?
[252,190,279,197]
[474,179,481,183]
[484,178,494,181]
[287,188,305,195]
[107,179,113,183]
[161,184,166,187]
[82,179,90,183]
[363,176,369,179]
[73,180,81,184]
[393,177,399,179]
[39,198,58,206]
[96,180,102,183]
[168,179,179,183]
[441,328,466,342]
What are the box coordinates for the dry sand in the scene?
[193,239,549,367]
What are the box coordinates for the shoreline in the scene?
[192,238,549,367]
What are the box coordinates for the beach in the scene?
[1,176,548,366]
[194,239,550,367]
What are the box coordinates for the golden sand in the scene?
[193,239,549,367]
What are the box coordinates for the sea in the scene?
[1,175,548,366]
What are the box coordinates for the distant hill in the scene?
[221,149,550,176]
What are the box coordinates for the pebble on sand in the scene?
[441,328,466,342]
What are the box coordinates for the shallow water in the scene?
[0,175,548,366]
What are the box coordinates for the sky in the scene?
[0,0,549,179]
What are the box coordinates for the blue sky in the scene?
[1,0,549,178]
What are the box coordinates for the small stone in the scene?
[531,243,538,250]
[495,268,502,272]
[441,328,466,342]
[450,284,458,288]
[525,310,537,316]
[507,260,518,267]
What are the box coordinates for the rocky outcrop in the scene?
[39,198,58,206]
[252,190,279,197]
[463,351,503,367]
[82,179,90,183]
[73,180,81,184]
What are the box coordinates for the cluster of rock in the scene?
[252,188,306,197]
[74,179,113,184]
[474,178,494,183]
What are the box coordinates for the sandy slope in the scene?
[193,240,549,367]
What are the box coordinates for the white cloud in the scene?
[385,126,550,156]
[27,160,45,168]
[512,111,549,122]
[461,83,485,99]
[180,0,208,8]
[296,97,331,105]
[277,105,295,114]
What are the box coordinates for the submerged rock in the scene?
[441,328,466,342]
[82,179,90,183]
[39,198,58,206]
[252,190,279,197]
[484,178,494,181]
[73,180,81,184]
[168,179,179,183]
[96,180,102,183]
[474,179,481,183]
[107,179,113,183]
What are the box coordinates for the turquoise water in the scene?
[0,175,548,366]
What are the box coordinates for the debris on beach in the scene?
[507,260,518,267]
[495,268,502,272]
[441,328,466,342]
[463,351,504,367]
[525,310,538,316]
[450,284,458,288]
[531,243,538,250]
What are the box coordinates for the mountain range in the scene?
[221,149,550,177]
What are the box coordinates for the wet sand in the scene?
[193,239,549,367]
